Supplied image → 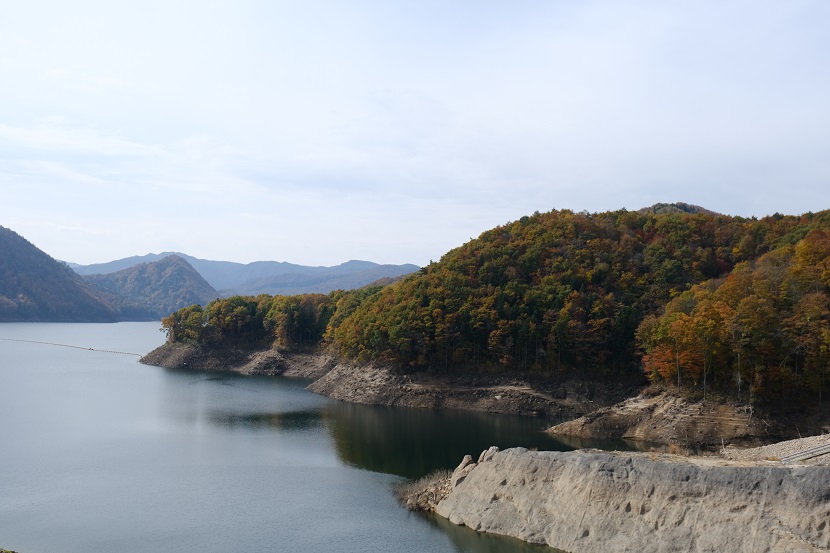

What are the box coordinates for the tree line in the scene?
[161,207,830,407]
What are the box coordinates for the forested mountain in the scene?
[160,206,830,408]
[0,226,153,322]
[84,255,219,319]
[71,253,418,295]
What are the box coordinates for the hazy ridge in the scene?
[70,253,419,296]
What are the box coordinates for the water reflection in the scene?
[162,367,653,480]
[549,433,655,452]
[323,401,607,479]
[158,367,327,430]
[207,409,323,431]
[425,514,567,553]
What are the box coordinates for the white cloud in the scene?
[0,123,158,157]
[1,0,829,265]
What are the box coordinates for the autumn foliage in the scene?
[639,228,830,403]
[161,207,830,406]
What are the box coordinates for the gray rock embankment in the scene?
[434,447,830,553]
[307,361,635,417]
[548,391,780,447]
[139,342,335,379]
[141,343,629,416]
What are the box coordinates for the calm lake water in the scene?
[0,322,622,553]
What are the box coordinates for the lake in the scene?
[0,322,614,553]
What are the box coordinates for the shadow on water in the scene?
[321,401,653,479]
[548,433,658,453]
[165,367,656,480]
[424,513,567,553]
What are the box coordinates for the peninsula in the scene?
[142,205,830,446]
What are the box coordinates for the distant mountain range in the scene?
[69,253,419,296]
[0,225,420,322]
[4,204,719,323]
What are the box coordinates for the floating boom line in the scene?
[0,337,141,356]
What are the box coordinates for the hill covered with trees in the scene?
[160,206,830,409]
[0,226,153,322]
[84,255,219,319]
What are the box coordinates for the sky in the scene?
[1,1,829,267]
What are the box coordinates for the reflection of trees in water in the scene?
[323,402,653,479]
[546,433,656,453]
[322,402,571,480]
[206,410,323,431]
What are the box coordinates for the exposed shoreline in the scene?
[407,443,830,553]
[139,342,823,448]
[549,389,767,448]
[139,342,336,380]
[140,342,639,419]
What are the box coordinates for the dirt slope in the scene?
[547,390,804,447]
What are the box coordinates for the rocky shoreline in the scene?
[548,388,830,448]
[306,360,640,418]
[139,343,826,447]
[406,443,830,553]
[549,390,769,447]
[139,342,336,379]
[140,342,637,419]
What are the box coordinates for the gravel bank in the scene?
[722,434,830,465]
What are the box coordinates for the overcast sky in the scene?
[2,1,829,267]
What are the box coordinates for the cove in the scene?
[1,322,624,553]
